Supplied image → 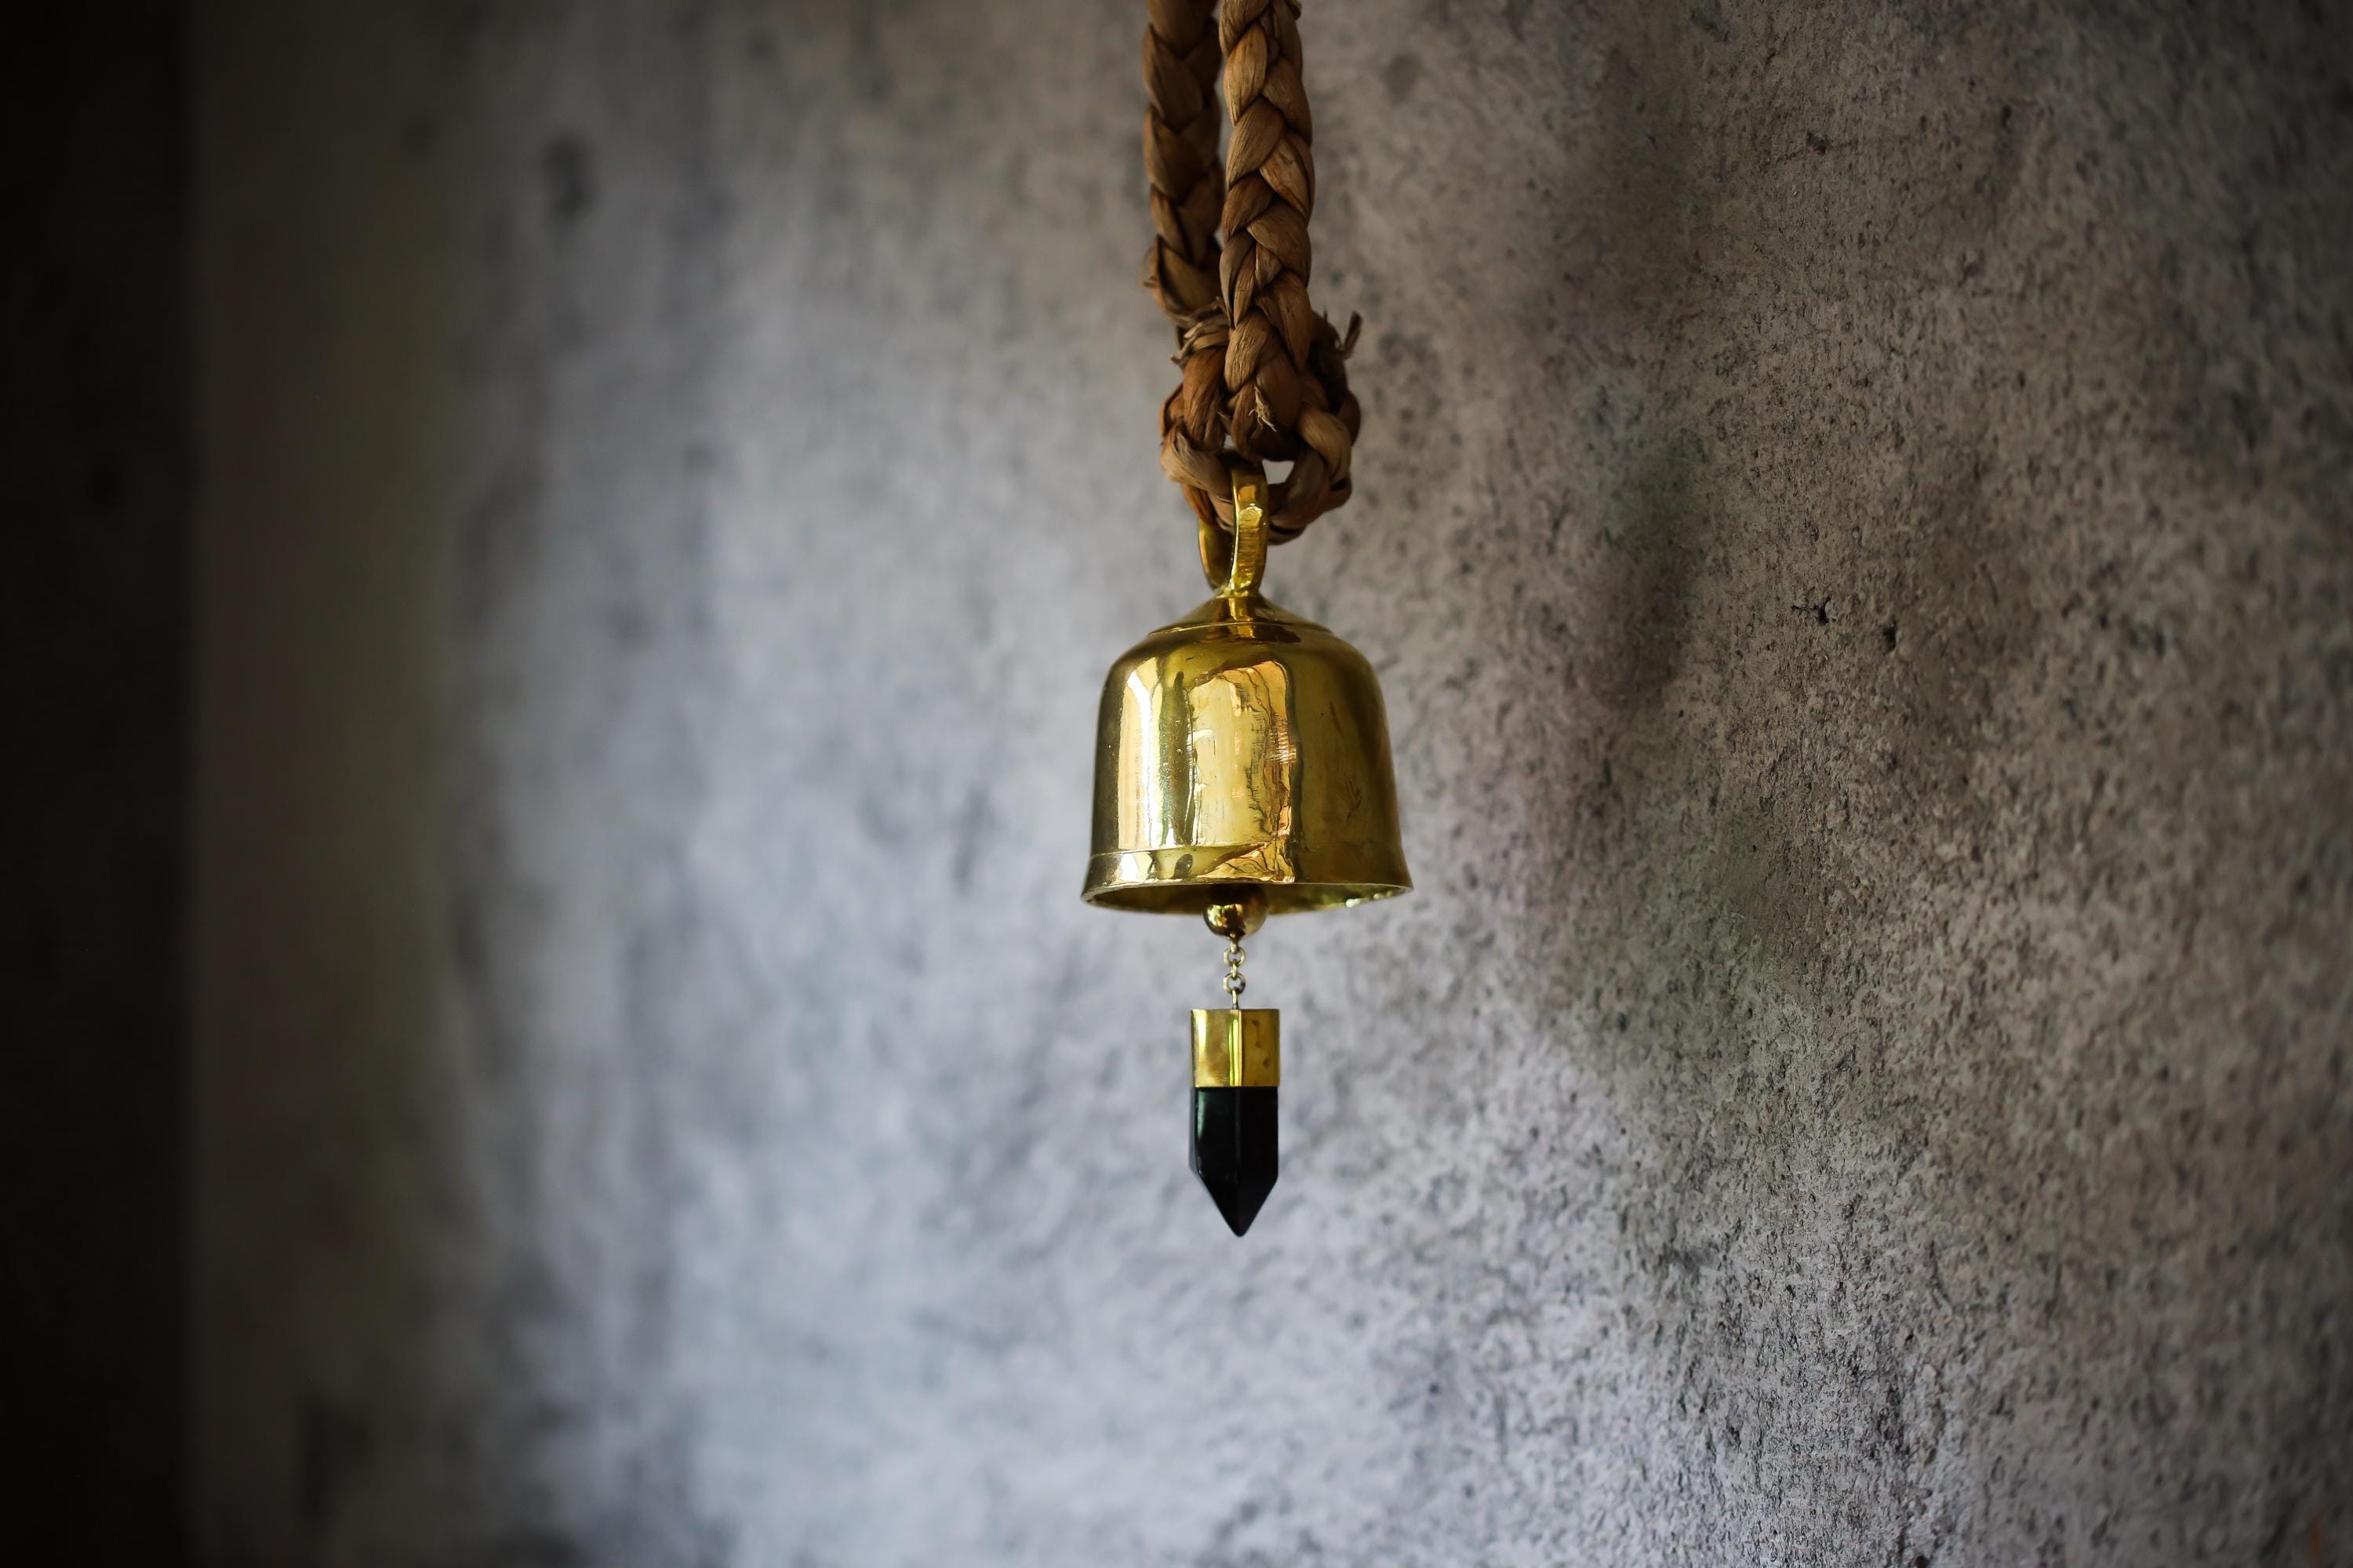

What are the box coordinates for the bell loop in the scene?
[1197,460,1270,598]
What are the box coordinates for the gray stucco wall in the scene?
[192,2,2352,1563]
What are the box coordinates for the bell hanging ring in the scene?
[1082,463,1409,1235]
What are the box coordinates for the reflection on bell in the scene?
[1080,481,1411,916]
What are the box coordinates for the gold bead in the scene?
[1203,890,1269,940]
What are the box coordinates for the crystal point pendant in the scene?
[1191,1007,1278,1236]
[1192,1086,1278,1236]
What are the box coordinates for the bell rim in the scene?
[1080,852,1413,915]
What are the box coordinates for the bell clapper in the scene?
[1192,892,1278,1236]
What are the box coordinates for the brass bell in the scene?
[1082,467,1412,916]
[1082,465,1409,1234]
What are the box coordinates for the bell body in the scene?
[1082,588,1411,915]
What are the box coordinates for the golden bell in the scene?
[1082,467,1411,916]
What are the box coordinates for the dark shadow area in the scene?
[1,3,191,1563]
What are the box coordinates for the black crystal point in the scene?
[1191,1086,1278,1235]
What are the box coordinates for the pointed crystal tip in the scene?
[1191,1086,1278,1236]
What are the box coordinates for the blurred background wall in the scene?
[94,0,2351,1562]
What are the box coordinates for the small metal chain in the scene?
[1222,934,1246,1005]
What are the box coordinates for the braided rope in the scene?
[1144,0,1359,540]
[1141,0,1228,527]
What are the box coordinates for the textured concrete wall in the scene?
[193,2,2353,1564]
